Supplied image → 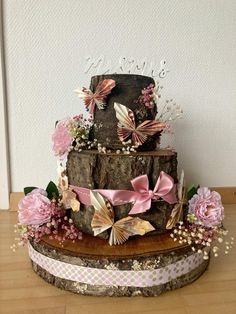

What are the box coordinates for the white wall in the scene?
[3,0,236,192]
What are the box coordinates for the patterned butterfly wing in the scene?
[70,198,81,212]
[57,162,69,192]
[114,102,136,142]
[75,79,115,113]
[61,189,80,212]
[132,119,166,146]
[109,217,155,245]
[93,79,116,109]
[58,174,69,193]
[90,191,114,236]
[166,170,185,229]
[136,120,166,135]
[75,88,95,113]
[114,103,166,146]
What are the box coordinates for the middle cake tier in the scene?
[67,149,178,239]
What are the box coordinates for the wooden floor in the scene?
[0,205,236,314]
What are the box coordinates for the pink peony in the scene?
[52,118,73,159]
[18,189,52,225]
[188,187,224,227]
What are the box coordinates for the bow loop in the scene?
[153,171,176,203]
[131,175,149,193]
[128,171,177,214]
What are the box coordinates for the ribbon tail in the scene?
[129,198,151,215]
[95,190,137,206]
[70,186,91,205]
[153,171,177,204]
[71,186,138,207]
[162,184,177,204]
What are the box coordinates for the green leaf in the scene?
[187,184,195,193]
[46,181,59,199]
[24,186,37,195]
[187,185,198,200]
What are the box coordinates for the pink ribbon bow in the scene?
[71,171,177,215]
[128,171,177,214]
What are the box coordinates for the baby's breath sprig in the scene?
[156,99,183,123]
[121,140,138,155]
[97,143,107,154]
[170,218,234,260]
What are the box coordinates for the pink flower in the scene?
[189,187,224,227]
[18,189,52,225]
[52,118,73,159]
[29,188,48,197]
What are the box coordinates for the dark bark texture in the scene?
[89,74,159,150]
[67,150,178,238]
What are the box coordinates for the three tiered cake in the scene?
[15,74,232,296]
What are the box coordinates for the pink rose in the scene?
[52,118,73,159]
[188,187,224,227]
[18,189,52,225]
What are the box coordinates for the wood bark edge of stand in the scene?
[32,232,189,260]
[30,259,210,297]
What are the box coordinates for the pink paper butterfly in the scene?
[114,102,166,146]
[75,79,116,114]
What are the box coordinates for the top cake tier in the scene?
[89,74,159,150]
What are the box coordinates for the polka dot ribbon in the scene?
[28,243,205,287]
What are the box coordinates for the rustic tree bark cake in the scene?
[16,72,230,298]
[67,149,178,238]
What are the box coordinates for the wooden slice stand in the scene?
[29,232,209,297]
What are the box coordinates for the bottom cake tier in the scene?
[28,233,209,297]
[67,149,178,238]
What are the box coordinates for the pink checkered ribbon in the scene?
[28,243,204,287]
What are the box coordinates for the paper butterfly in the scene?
[75,79,116,114]
[90,191,155,245]
[57,163,80,212]
[114,102,166,146]
[166,170,186,229]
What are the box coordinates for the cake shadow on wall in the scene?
[13,74,233,296]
